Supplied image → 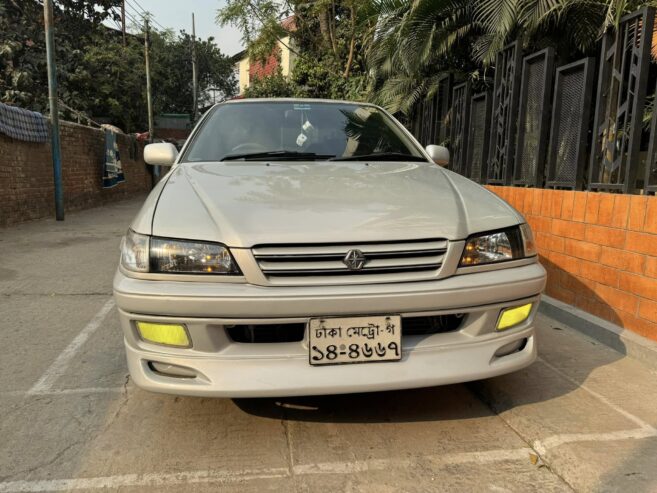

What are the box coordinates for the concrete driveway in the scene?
[1,197,656,492]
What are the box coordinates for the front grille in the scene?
[252,239,447,285]
[402,314,464,336]
[226,323,305,343]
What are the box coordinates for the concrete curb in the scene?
[539,295,657,372]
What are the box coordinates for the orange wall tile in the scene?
[487,186,657,343]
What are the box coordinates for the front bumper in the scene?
[114,263,546,397]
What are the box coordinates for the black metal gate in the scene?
[545,58,595,189]
[450,82,470,175]
[589,7,655,193]
[434,74,453,146]
[487,41,522,185]
[466,91,492,184]
[513,48,555,187]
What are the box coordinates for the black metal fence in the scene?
[408,6,657,195]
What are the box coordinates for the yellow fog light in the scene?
[136,322,191,347]
[496,304,532,331]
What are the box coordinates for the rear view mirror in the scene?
[425,145,450,166]
[144,143,178,167]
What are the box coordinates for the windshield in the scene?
[181,101,425,162]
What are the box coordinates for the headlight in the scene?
[121,229,150,272]
[459,224,536,267]
[120,229,241,275]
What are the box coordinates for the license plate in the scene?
[308,315,402,366]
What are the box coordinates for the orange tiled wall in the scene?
[487,187,657,342]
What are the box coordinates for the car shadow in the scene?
[235,255,628,425]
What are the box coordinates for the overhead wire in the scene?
[125,0,167,32]
[130,0,167,31]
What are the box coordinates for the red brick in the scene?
[560,191,576,220]
[549,252,581,275]
[531,189,543,216]
[541,189,553,217]
[550,190,564,218]
[584,224,626,248]
[610,194,630,229]
[527,215,552,234]
[552,219,586,240]
[594,284,638,314]
[534,232,551,251]
[563,239,601,262]
[579,260,619,287]
[599,247,645,274]
[552,287,576,305]
[625,231,657,256]
[519,189,532,215]
[617,311,657,342]
[645,198,657,234]
[618,272,657,301]
[575,295,616,322]
[548,235,565,253]
[572,192,587,222]
[646,257,657,279]
[0,123,150,227]
[585,193,601,223]
[596,193,615,226]
[628,195,647,231]
[639,299,657,324]
[559,273,598,293]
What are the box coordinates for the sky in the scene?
[123,0,244,56]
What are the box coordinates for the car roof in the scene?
[220,98,379,108]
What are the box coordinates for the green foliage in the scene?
[367,0,648,114]
[219,0,373,100]
[243,67,295,98]
[0,0,235,132]
[150,30,236,115]
[217,0,290,63]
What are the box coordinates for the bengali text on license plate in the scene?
[308,315,402,366]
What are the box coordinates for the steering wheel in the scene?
[231,142,268,153]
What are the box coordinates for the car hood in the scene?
[146,161,523,247]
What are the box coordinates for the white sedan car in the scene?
[113,98,546,397]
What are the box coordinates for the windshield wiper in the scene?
[221,150,336,161]
[330,152,428,162]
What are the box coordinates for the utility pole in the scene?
[43,0,64,221]
[144,15,158,183]
[121,0,126,46]
[144,16,154,143]
[192,12,198,122]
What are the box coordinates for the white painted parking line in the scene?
[537,357,657,432]
[0,449,536,492]
[0,468,290,493]
[533,428,657,456]
[2,387,124,398]
[28,299,115,395]
[531,357,657,455]
[2,431,656,492]
[293,448,535,475]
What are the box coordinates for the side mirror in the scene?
[425,145,449,166]
[144,143,178,167]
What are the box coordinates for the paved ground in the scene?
[1,197,657,493]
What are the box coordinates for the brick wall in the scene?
[0,121,152,227]
[488,186,657,342]
[249,50,280,81]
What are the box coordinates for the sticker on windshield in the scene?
[293,104,311,111]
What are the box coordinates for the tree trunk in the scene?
[343,4,356,77]
[318,7,331,48]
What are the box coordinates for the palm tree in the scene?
[367,0,644,114]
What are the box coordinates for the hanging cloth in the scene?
[0,102,49,142]
[102,129,125,188]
